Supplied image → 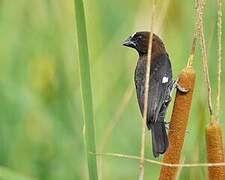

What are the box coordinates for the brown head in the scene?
[123,31,167,57]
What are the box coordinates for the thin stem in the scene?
[93,152,225,167]
[216,0,222,119]
[187,0,200,67]
[197,0,213,117]
[138,1,155,179]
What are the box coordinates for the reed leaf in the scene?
[74,0,98,179]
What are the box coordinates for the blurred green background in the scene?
[0,0,225,179]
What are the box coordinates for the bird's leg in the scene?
[164,121,170,130]
[164,81,175,103]
[167,79,188,101]
[174,78,189,93]
[176,83,189,93]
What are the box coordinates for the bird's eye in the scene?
[137,35,142,39]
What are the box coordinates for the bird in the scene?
[123,31,174,157]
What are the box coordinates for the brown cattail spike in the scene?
[159,66,196,180]
[206,120,225,180]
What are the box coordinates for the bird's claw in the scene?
[176,83,189,93]
[164,121,170,130]
[174,78,189,93]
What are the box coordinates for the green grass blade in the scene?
[74,0,98,180]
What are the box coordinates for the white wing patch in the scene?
[162,76,169,83]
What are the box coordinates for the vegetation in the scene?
[0,0,224,179]
[74,0,98,179]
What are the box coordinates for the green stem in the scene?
[74,0,98,180]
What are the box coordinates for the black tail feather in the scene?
[150,122,168,157]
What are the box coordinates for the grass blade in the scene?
[74,0,98,179]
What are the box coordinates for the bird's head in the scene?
[123,31,166,56]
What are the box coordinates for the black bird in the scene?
[123,31,174,157]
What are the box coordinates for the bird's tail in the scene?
[150,122,168,157]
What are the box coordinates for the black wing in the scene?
[135,53,173,128]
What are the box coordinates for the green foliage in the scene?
[0,0,224,179]
[0,166,34,180]
[74,0,98,179]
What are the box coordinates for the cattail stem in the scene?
[206,120,225,179]
[159,66,196,180]
[197,0,214,117]
[216,0,222,119]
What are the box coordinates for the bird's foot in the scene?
[166,79,188,102]
[176,83,189,93]
[164,121,170,130]
[174,78,189,93]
